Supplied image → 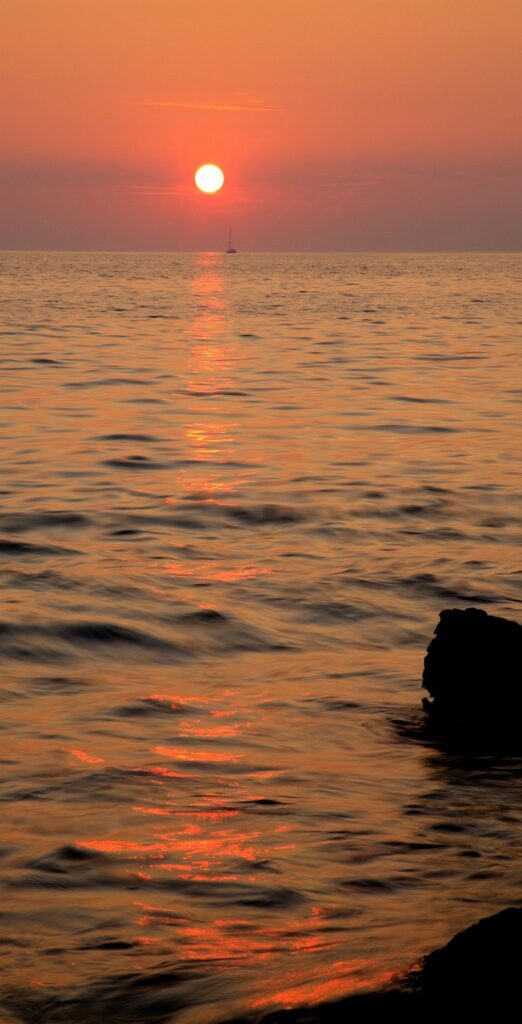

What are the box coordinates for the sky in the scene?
[1,0,521,251]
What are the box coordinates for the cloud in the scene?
[128,183,249,204]
[0,159,157,187]
[141,100,276,112]
[129,184,190,196]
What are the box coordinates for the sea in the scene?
[0,251,521,1023]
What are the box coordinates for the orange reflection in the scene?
[173,253,258,502]
[68,666,385,1011]
[65,748,104,765]
[184,421,236,460]
[133,904,350,973]
[163,560,271,583]
[78,840,167,854]
[186,255,233,397]
[132,806,240,822]
[166,474,248,496]
[131,806,173,817]
[153,746,243,764]
[251,964,399,1010]
[178,720,248,738]
[146,692,208,709]
[136,765,199,779]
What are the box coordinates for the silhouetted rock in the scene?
[422,907,522,1009]
[422,607,522,743]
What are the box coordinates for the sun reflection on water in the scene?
[176,254,257,497]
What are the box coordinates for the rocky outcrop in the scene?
[422,907,522,1009]
[421,607,522,743]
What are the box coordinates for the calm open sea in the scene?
[0,252,521,1023]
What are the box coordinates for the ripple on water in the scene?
[0,512,89,531]
[0,539,77,557]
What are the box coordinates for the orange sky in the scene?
[1,0,521,249]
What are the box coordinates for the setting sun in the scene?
[195,164,224,194]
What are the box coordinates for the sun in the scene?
[195,164,224,194]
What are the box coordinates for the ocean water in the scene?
[0,251,521,1023]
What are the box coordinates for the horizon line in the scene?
[1,248,521,256]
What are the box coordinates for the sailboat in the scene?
[226,228,237,253]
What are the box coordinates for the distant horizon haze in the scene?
[2,247,522,255]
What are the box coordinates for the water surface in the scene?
[0,252,521,1023]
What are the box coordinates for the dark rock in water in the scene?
[422,607,522,742]
[422,907,522,1009]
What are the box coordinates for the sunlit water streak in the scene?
[0,252,521,1023]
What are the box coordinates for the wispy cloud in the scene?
[130,184,190,196]
[142,100,276,112]
[128,184,249,203]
